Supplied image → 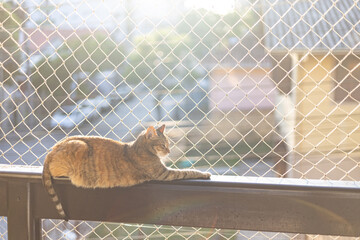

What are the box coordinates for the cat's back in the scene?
[64,135,120,144]
[51,135,124,154]
[64,135,123,150]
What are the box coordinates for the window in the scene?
[334,54,360,103]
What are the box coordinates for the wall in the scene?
[210,67,274,112]
[293,54,360,180]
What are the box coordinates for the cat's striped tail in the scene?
[42,158,68,221]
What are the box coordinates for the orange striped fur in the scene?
[42,125,211,220]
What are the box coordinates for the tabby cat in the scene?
[42,125,211,220]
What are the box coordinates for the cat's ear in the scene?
[145,126,157,139]
[157,124,165,134]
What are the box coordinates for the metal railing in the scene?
[1,166,360,240]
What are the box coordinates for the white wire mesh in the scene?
[1,0,360,239]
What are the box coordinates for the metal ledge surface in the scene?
[1,165,360,237]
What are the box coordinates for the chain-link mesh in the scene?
[1,0,360,239]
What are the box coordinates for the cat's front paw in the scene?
[202,172,211,179]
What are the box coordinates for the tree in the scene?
[125,27,203,89]
[0,1,27,85]
[124,27,206,120]
[175,7,259,61]
[31,33,125,111]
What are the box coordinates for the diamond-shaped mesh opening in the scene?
[1,0,360,239]
[40,221,316,240]
[41,221,360,239]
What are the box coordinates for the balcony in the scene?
[1,166,360,239]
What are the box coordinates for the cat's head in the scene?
[144,125,170,157]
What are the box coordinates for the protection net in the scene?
[1,0,359,239]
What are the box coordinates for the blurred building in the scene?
[263,0,360,180]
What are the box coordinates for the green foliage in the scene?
[34,33,124,73]
[30,5,258,104]
[0,2,27,82]
[123,7,257,90]
[0,2,26,47]
[125,27,201,89]
[31,33,125,103]
[175,9,253,55]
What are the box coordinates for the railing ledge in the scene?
[1,165,360,239]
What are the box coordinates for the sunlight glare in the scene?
[185,0,235,15]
